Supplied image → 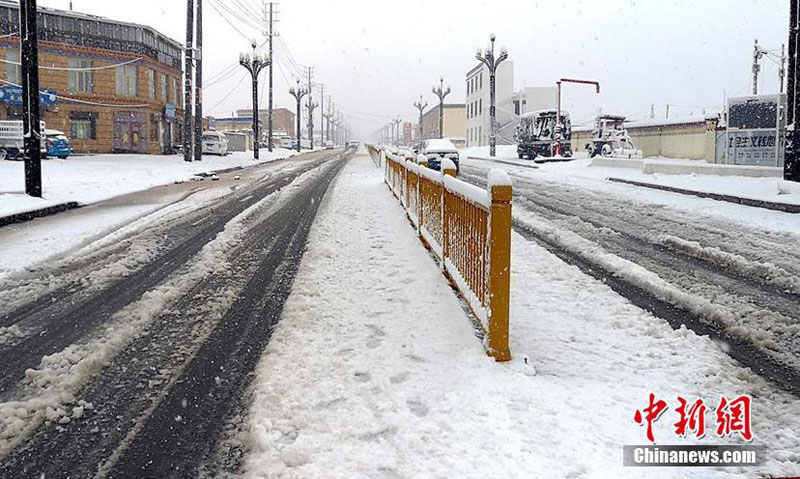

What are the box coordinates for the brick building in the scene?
[421,103,465,147]
[0,1,184,154]
[236,108,296,138]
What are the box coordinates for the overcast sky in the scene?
[41,0,789,139]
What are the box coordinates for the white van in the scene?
[201,131,228,156]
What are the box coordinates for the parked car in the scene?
[324,140,335,150]
[416,138,460,172]
[201,131,228,156]
[44,129,73,159]
[279,136,294,149]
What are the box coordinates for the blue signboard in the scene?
[165,103,176,119]
[0,85,58,106]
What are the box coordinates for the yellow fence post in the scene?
[441,161,457,261]
[487,171,512,362]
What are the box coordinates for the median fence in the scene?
[381,148,512,362]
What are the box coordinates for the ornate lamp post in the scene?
[476,33,508,157]
[413,95,427,143]
[432,77,451,139]
[239,40,269,159]
[289,79,308,152]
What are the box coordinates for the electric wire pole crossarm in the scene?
[475,33,508,158]
[239,41,270,160]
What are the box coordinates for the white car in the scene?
[201,131,228,156]
[324,140,335,150]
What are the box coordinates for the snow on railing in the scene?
[382,148,512,362]
[364,143,382,167]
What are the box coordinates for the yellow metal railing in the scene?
[382,150,512,361]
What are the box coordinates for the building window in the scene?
[6,51,19,84]
[116,64,137,97]
[68,60,94,93]
[70,111,97,140]
[479,98,482,115]
[160,74,167,103]
[173,77,180,106]
[479,72,483,89]
[147,69,155,99]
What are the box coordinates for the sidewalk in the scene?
[0,149,295,219]
[242,153,800,478]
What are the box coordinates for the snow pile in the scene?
[241,154,800,478]
[658,234,800,295]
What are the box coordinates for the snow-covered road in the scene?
[459,159,800,395]
[0,148,352,477]
[237,153,800,478]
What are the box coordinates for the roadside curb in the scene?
[467,156,539,169]
[607,177,800,214]
[0,201,82,227]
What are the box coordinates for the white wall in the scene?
[465,61,514,147]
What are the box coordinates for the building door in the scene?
[113,112,147,153]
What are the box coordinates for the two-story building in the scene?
[0,1,184,154]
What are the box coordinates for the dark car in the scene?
[417,138,460,173]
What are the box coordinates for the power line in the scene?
[0,77,150,108]
[0,56,142,71]
[205,71,249,113]
[207,0,254,41]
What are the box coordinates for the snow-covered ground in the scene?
[460,145,800,209]
[241,153,800,478]
[0,148,296,218]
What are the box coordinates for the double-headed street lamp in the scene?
[432,77,451,139]
[289,79,308,152]
[476,33,508,158]
[239,40,269,160]
[413,95,427,142]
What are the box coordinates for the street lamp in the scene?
[476,32,508,157]
[432,77,451,139]
[239,40,269,160]
[394,117,403,146]
[289,78,308,152]
[413,95,427,143]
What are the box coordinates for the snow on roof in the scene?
[624,114,719,129]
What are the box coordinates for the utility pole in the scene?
[288,78,307,152]
[780,43,787,93]
[306,67,314,149]
[753,39,767,95]
[193,0,202,161]
[183,0,194,162]
[20,0,41,197]
[786,0,800,181]
[432,77,451,139]
[476,33,508,157]
[413,95,427,144]
[239,41,269,159]
[319,84,324,145]
[265,2,277,152]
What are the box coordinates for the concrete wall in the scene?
[572,117,719,161]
